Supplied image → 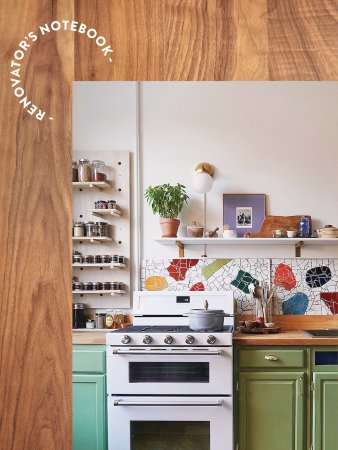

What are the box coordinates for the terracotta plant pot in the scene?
[160,218,180,238]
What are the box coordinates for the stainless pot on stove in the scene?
[186,300,228,331]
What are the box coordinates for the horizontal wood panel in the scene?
[237,315,338,330]
[75,0,337,80]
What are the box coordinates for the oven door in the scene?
[108,395,233,450]
[107,347,232,395]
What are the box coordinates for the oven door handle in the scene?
[113,399,224,407]
[112,349,223,356]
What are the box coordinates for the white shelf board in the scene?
[73,290,126,295]
[156,237,338,245]
[89,209,122,218]
[72,263,126,268]
[72,181,111,190]
[72,236,112,243]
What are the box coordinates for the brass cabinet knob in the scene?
[265,354,279,361]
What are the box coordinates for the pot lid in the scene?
[188,309,227,315]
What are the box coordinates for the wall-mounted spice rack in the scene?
[72,181,111,191]
[72,150,130,309]
[89,209,122,218]
[72,263,126,269]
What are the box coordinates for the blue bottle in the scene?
[299,216,311,238]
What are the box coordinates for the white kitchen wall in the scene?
[73,81,338,287]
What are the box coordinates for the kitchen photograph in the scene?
[71,81,338,450]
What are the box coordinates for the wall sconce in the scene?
[192,162,215,256]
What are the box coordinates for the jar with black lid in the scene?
[92,255,101,264]
[78,159,92,182]
[101,255,110,264]
[95,313,105,329]
[96,222,108,237]
[73,281,83,291]
[107,200,116,209]
[93,282,103,291]
[73,222,85,237]
[73,254,83,264]
[83,282,93,291]
[118,256,126,265]
[111,255,119,263]
[85,222,98,237]
[82,255,92,264]
[118,282,124,291]
[110,281,119,291]
[103,281,111,290]
[73,303,85,329]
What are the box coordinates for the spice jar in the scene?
[101,255,111,264]
[86,319,95,329]
[73,253,83,264]
[85,221,98,237]
[114,310,124,328]
[92,255,101,264]
[110,281,119,291]
[93,282,103,291]
[103,281,111,290]
[92,160,107,182]
[73,282,83,291]
[118,256,126,265]
[105,310,114,329]
[83,282,93,291]
[95,200,108,209]
[73,303,85,329]
[82,255,92,264]
[78,159,92,182]
[118,282,124,291]
[95,313,105,329]
[96,222,108,237]
[107,200,116,209]
[73,222,85,237]
[72,161,79,182]
[111,255,119,263]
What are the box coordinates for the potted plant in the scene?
[145,183,189,237]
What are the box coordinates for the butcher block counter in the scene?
[234,330,338,346]
[73,331,107,345]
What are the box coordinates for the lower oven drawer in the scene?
[107,346,232,395]
[108,395,233,450]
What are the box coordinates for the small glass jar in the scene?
[110,281,119,291]
[105,310,114,329]
[72,161,79,182]
[103,281,111,290]
[92,160,107,182]
[93,282,103,291]
[95,313,106,329]
[82,255,92,264]
[114,310,124,328]
[86,319,95,329]
[107,200,116,209]
[73,222,85,237]
[96,222,108,237]
[85,221,98,237]
[83,282,93,291]
[78,159,92,182]
[73,282,83,291]
[98,200,108,209]
[118,256,126,265]
[92,255,101,264]
[111,255,119,263]
[117,282,124,291]
[73,253,83,264]
[101,255,111,264]
[73,303,85,329]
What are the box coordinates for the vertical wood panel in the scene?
[74,0,337,80]
[0,1,73,449]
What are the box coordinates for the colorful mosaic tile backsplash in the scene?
[141,259,338,315]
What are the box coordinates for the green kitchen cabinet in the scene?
[238,371,305,450]
[312,349,338,450]
[72,345,107,450]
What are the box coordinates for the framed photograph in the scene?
[223,194,266,237]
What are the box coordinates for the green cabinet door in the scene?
[72,374,107,450]
[239,372,305,450]
[313,373,338,450]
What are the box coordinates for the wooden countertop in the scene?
[234,330,338,346]
[73,331,108,345]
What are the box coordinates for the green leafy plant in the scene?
[145,183,189,219]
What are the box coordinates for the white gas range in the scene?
[106,291,234,450]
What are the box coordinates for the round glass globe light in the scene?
[192,172,213,194]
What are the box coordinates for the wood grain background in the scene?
[0,0,337,448]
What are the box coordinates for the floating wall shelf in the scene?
[155,237,338,257]
[72,290,126,296]
[89,209,122,218]
[72,181,111,190]
[72,236,112,243]
[72,263,126,269]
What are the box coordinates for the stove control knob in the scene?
[143,335,152,345]
[121,335,130,344]
[185,335,195,345]
[207,335,216,345]
[164,335,174,345]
